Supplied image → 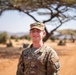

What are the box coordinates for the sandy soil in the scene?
[0,40,76,75]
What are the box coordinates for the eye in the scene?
[31,30,41,33]
[36,30,40,33]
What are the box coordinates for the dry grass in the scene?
[0,39,76,75]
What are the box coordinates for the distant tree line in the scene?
[0,32,31,47]
[0,29,76,47]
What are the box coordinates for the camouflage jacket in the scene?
[16,45,60,75]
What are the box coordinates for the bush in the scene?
[58,40,66,46]
[10,35,16,39]
[6,42,13,47]
[10,35,19,42]
[50,36,55,42]
[0,32,8,44]
[20,34,31,40]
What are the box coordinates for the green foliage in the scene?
[0,32,8,44]
[15,38,18,42]
[10,35,18,39]
[50,36,55,42]
[20,34,31,40]
[58,40,66,46]
[57,29,76,35]
[10,35,19,41]
[6,41,13,47]
[10,35,16,39]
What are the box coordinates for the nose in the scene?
[33,31,38,34]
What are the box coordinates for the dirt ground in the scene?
[0,40,76,75]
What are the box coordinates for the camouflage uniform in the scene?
[16,44,60,75]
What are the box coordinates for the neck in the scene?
[32,41,44,48]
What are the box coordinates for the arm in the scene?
[16,52,24,75]
[47,49,60,75]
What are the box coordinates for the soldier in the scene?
[16,22,60,75]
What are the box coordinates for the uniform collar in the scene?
[34,44,46,54]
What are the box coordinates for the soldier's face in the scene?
[30,28,45,42]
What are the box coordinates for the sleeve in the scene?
[46,49,60,75]
[16,51,24,75]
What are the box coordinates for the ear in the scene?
[43,31,46,36]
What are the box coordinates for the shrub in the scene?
[58,40,66,46]
[0,32,8,44]
[10,35,16,39]
[6,42,13,47]
[10,35,19,41]
[20,34,31,40]
[50,36,55,42]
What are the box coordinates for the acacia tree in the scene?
[57,29,76,43]
[0,0,76,42]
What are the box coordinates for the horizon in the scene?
[0,28,76,33]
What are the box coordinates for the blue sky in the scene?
[0,10,76,33]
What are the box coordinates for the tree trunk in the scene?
[43,31,53,42]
